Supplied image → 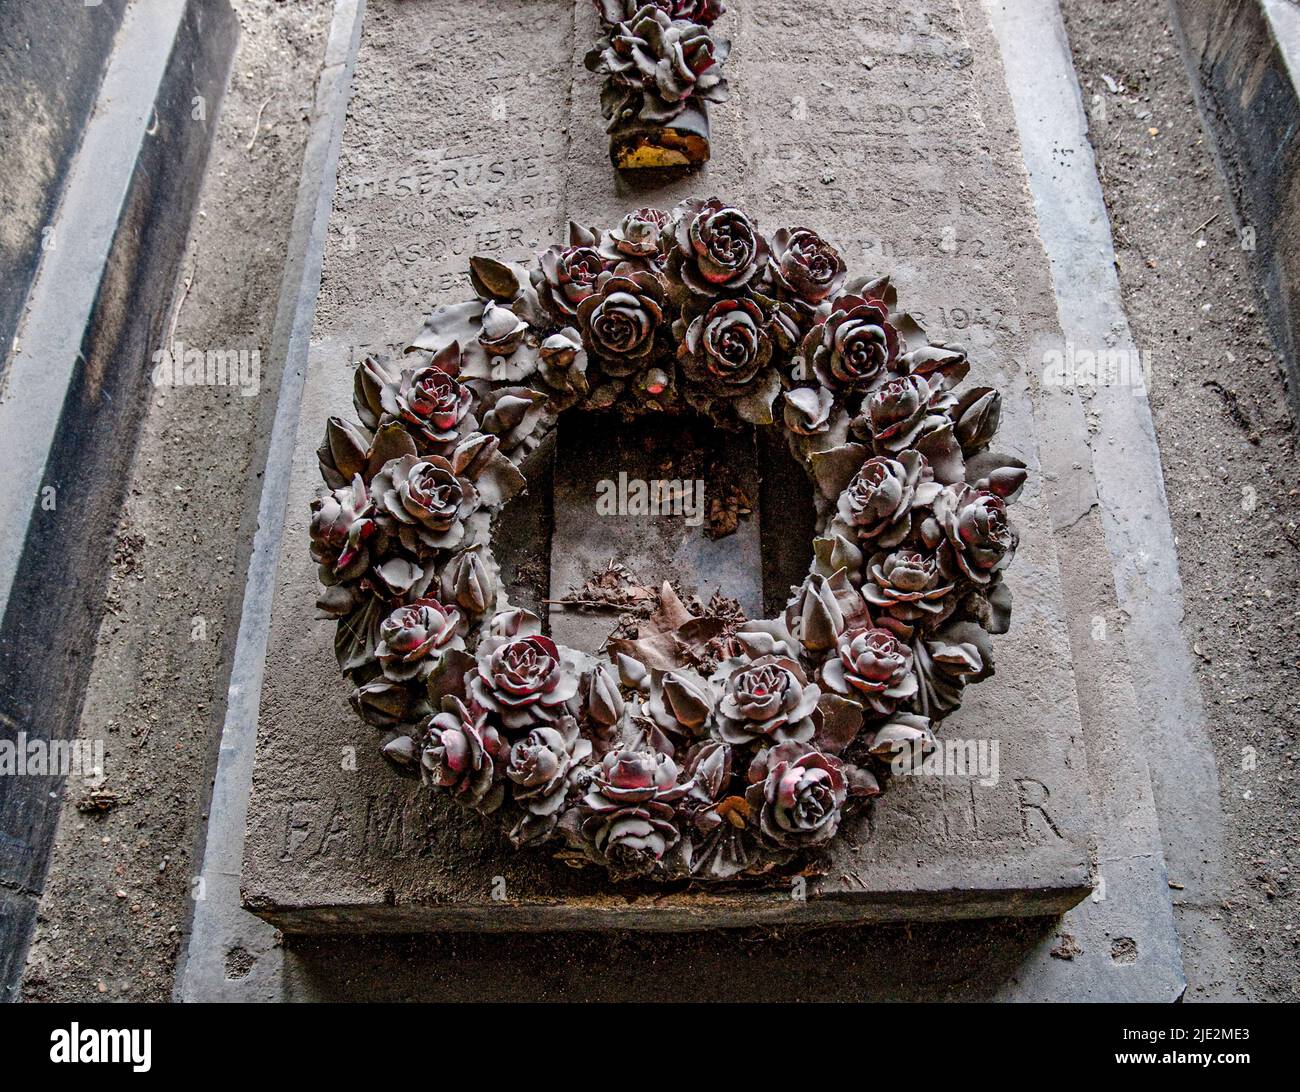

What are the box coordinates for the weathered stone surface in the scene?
[1169,0,1300,420]
[242,0,1096,932]
[0,0,238,992]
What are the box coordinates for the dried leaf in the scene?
[469,255,522,301]
[713,795,752,829]
[650,581,694,632]
[812,692,864,755]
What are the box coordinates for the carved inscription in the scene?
[280,792,433,862]
[316,1,572,330]
[274,772,1055,864]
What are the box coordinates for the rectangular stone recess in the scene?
[242,0,1095,932]
[549,412,764,652]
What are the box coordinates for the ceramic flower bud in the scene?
[421,696,506,812]
[769,227,847,306]
[802,293,899,393]
[353,353,397,431]
[842,763,882,798]
[913,627,988,720]
[506,716,591,846]
[309,475,373,584]
[821,627,919,716]
[375,598,464,682]
[794,577,843,652]
[601,206,671,259]
[585,9,730,129]
[965,451,1028,501]
[315,582,360,619]
[469,631,580,732]
[350,676,426,729]
[682,739,732,807]
[477,387,548,455]
[985,464,1028,499]
[647,668,714,737]
[596,0,727,27]
[440,545,495,615]
[955,388,1001,452]
[745,743,847,849]
[636,367,673,401]
[317,415,372,489]
[734,617,800,659]
[783,386,836,435]
[381,734,417,766]
[668,198,765,296]
[478,301,529,356]
[540,329,584,370]
[583,748,686,813]
[369,556,425,601]
[811,534,863,583]
[616,652,650,691]
[379,365,474,450]
[868,374,933,453]
[789,570,867,652]
[584,662,625,727]
[867,712,936,774]
[715,655,821,745]
[538,328,589,395]
[931,484,1018,585]
[489,607,543,639]
[836,450,938,549]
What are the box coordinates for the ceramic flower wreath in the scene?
[310,197,1026,883]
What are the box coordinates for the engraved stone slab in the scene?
[242,0,1095,932]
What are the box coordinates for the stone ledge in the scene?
[247,881,1091,934]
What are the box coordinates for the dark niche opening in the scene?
[493,411,818,653]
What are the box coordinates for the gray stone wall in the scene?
[0,0,128,375]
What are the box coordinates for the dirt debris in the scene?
[1062,0,1300,1000]
[1050,933,1083,961]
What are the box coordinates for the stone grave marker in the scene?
[242,0,1096,932]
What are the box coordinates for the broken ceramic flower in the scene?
[310,197,1026,884]
[586,1,730,169]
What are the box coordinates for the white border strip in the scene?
[177,0,367,1003]
[982,0,1232,988]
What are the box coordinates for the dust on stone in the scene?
[647,440,753,540]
